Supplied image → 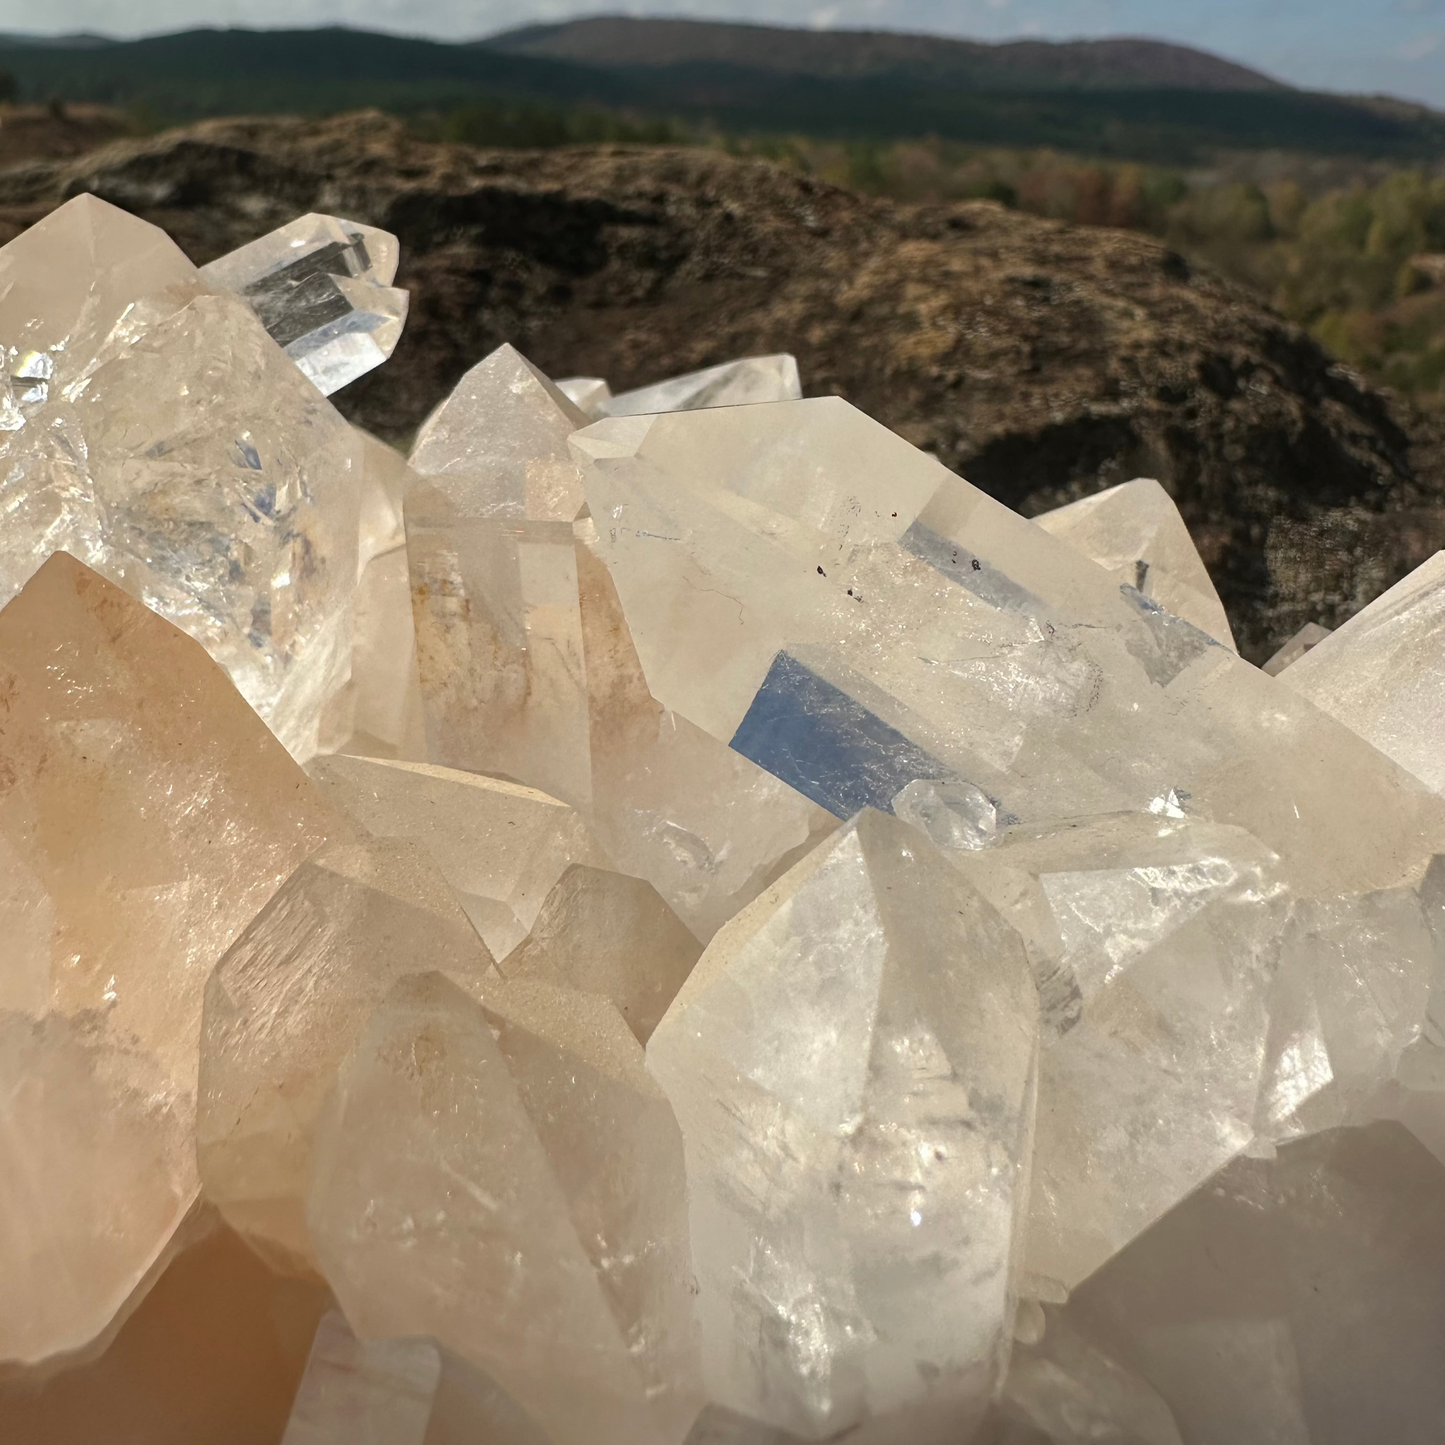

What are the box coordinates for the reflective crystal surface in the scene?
[557,375,613,417]
[1034,478,1235,647]
[576,398,1445,900]
[198,837,499,1272]
[648,809,1038,1443]
[0,194,365,760]
[1281,551,1445,791]
[309,972,703,1445]
[944,811,1289,1292]
[307,752,612,958]
[0,553,341,1368]
[601,354,802,417]
[405,344,836,939]
[410,342,589,521]
[503,863,703,1042]
[201,212,409,396]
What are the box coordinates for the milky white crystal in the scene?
[576,398,1445,898]
[201,212,409,396]
[601,354,802,417]
[1281,551,1445,792]
[0,553,341,1368]
[309,972,703,1445]
[1034,477,1235,648]
[198,837,499,1272]
[503,863,702,1042]
[0,194,365,760]
[306,752,612,957]
[648,808,1038,1443]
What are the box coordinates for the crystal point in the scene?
[201,212,409,396]
[1281,551,1445,791]
[648,808,1038,1442]
[1034,477,1234,648]
[503,863,703,1042]
[0,552,341,1367]
[309,972,703,1445]
[0,194,366,760]
[306,752,612,957]
[601,355,802,417]
[198,836,499,1273]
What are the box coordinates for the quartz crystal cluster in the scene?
[4,197,1445,1445]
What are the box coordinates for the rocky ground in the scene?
[2,110,1442,661]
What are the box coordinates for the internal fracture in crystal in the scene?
[0,194,366,760]
[649,809,1038,1443]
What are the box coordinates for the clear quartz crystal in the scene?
[648,809,1038,1443]
[943,811,1290,1293]
[410,342,590,521]
[306,753,613,959]
[405,343,835,940]
[503,864,703,1042]
[309,973,703,1445]
[557,376,613,417]
[1280,551,1445,791]
[0,554,342,1369]
[198,837,500,1273]
[200,212,409,396]
[1034,478,1235,648]
[0,194,365,761]
[601,355,802,417]
[575,397,1445,900]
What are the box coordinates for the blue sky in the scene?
[9,0,1445,106]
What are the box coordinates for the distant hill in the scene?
[2,23,1444,165]
[485,16,1283,92]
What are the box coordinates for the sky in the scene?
[8,0,1445,107]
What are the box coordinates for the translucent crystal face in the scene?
[308,974,703,1445]
[0,554,342,1368]
[648,810,1038,1442]
[575,397,1445,899]
[600,354,802,418]
[0,195,365,760]
[201,212,409,397]
[1035,477,1236,649]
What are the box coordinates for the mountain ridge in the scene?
[483,16,1286,92]
[0,23,1441,164]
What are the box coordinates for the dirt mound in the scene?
[2,110,1442,661]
